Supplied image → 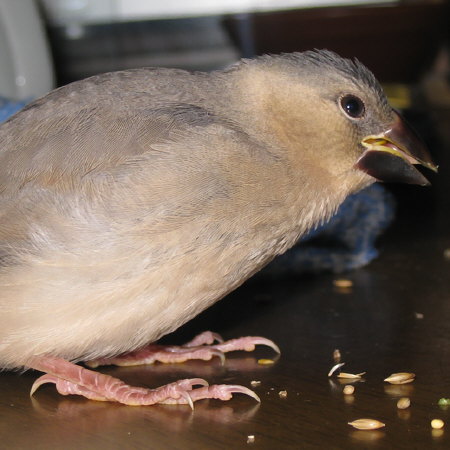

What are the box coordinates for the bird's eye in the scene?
[340,95,365,119]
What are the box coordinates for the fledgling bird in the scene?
[0,50,436,405]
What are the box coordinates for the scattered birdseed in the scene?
[438,398,450,406]
[431,419,445,430]
[328,362,345,377]
[247,435,255,444]
[397,397,411,409]
[250,380,261,387]
[279,390,288,398]
[348,419,385,430]
[337,372,366,379]
[333,279,353,288]
[333,349,341,363]
[343,385,355,395]
[384,372,415,384]
[258,359,275,365]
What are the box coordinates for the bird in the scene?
[0,50,436,406]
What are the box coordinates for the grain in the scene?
[348,419,385,430]
[431,419,444,430]
[333,279,353,288]
[343,385,355,395]
[337,372,366,379]
[257,359,274,365]
[278,390,288,398]
[333,349,341,363]
[384,372,415,384]
[396,397,410,409]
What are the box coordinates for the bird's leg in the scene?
[85,331,280,368]
[29,356,259,406]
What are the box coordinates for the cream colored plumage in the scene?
[0,50,434,404]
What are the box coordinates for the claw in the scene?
[189,384,261,403]
[209,349,226,365]
[228,385,261,403]
[213,336,281,354]
[180,390,194,410]
[184,378,209,389]
[30,374,58,397]
[249,337,281,354]
[210,332,224,344]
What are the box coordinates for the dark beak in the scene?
[355,110,438,186]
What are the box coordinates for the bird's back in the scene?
[0,67,297,368]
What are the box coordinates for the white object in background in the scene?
[0,0,54,100]
[41,0,396,25]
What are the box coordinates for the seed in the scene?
[443,248,450,260]
[438,398,450,406]
[250,380,261,387]
[397,397,410,409]
[246,435,255,444]
[348,419,385,430]
[333,279,353,288]
[333,349,341,363]
[414,312,424,319]
[257,359,274,365]
[278,390,288,398]
[343,385,355,395]
[337,372,366,379]
[328,362,345,377]
[384,372,415,384]
[431,419,444,429]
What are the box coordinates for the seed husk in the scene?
[246,435,255,444]
[343,385,355,395]
[250,380,261,387]
[431,419,444,429]
[384,372,415,384]
[328,362,345,377]
[348,419,385,430]
[337,372,366,379]
[278,390,288,398]
[397,397,411,409]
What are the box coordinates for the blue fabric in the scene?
[1,97,395,274]
[264,183,395,275]
[0,97,30,123]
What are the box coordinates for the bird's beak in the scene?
[355,110,438,186]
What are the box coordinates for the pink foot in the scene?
[29,356,259,407]
[86,331,280,368]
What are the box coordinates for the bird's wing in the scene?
[0,95,240,192]
[0,90,282,246]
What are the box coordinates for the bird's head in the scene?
[234,50,437,191]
